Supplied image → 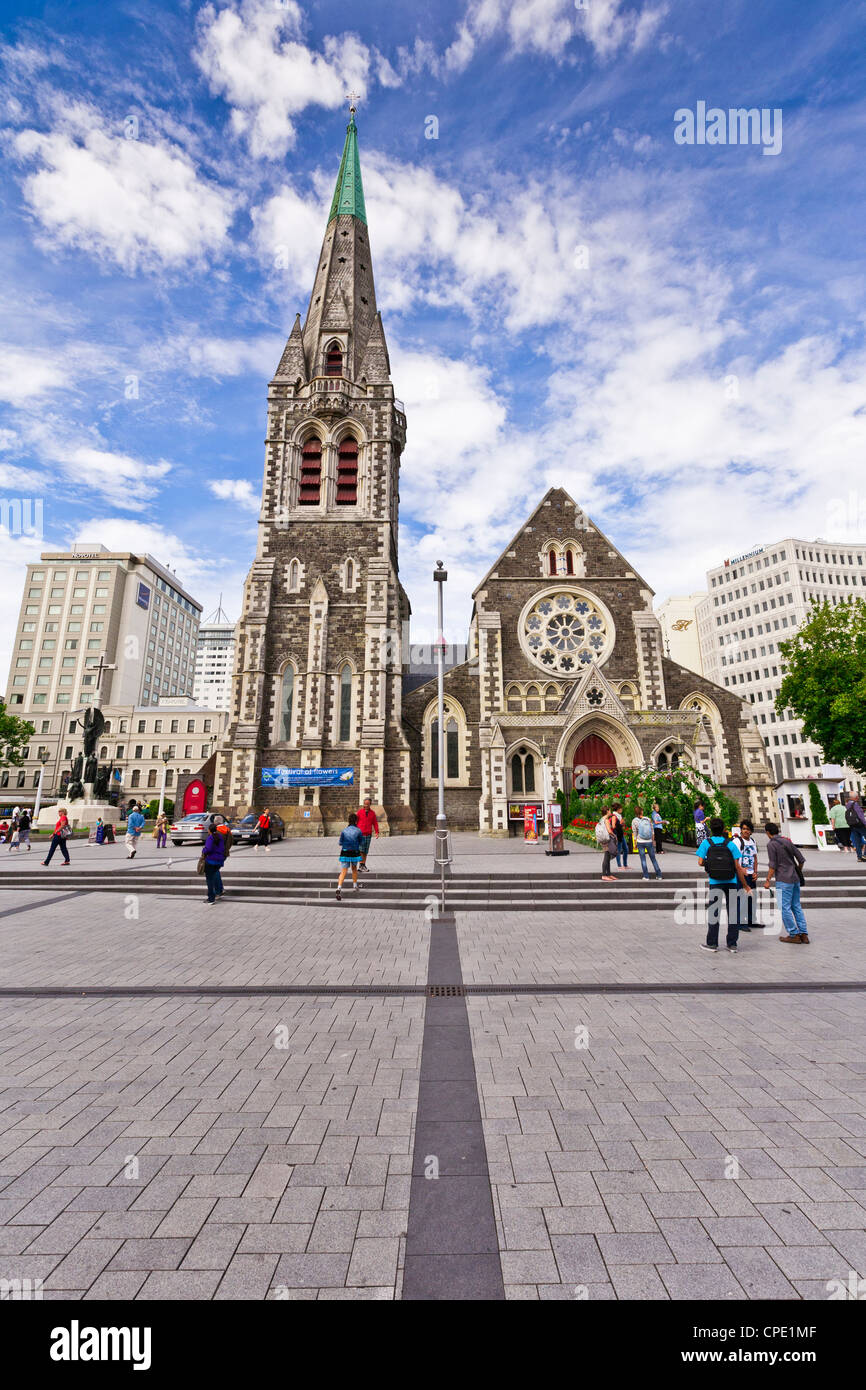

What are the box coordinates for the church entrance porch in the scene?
[571,733,617,790]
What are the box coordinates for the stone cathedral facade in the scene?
[214,113,775,835]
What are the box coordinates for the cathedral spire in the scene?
[327,96,367,226]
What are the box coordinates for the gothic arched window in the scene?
[281,667,295,741]
[565,548,575,575]
[446,716,459,779]
[510,746,536,794]
[346,559,354,589]
[431,718,439,779]
[325,342,343,377]
[548,549,557,576]
[336,437,359,505]
[299,437,322,505]
[289,559,300,591]
[339,665,352,742]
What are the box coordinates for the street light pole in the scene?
[158,750,171,819]
[34,751,50,820]
[433,561,451,915]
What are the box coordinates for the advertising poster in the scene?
[523,805,539,843]
[261,767,354,788]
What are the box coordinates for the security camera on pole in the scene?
[433,562,452,914]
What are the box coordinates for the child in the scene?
[336,813,364,901]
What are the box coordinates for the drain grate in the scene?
[428,984,465,997]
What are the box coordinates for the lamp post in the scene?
[433,561,452,914]
[540,734,550,839]
[158,749,171,820]
[33,750,50,820]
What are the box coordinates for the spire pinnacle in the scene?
[328,99,367,226]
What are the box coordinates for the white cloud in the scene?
[447,0,667,66]
[10,110,236,272]
[195,0,371,159]
[0,346,58,404]
[208,478,260,513]
[142,333,281,380]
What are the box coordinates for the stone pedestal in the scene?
[36,786,122,832]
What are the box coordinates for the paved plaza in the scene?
[1,837,865,1300]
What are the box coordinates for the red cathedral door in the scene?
[573,735,617,783]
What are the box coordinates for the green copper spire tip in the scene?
[328,108,367,226]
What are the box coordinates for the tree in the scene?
[0,700,35,767]
[808,780,829,827]
[777,598,866,774]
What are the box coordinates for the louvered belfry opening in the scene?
[325,344,343,376]
[299,436,322,504]
[336,437,359,505]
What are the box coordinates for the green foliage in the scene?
[0,700,35,768]
[557,764,739,846]
[143,799,174,819]
[777,597,866,775]
[808,780,829,827]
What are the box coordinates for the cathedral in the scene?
[213,110,775,835]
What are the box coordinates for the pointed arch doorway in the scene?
[572,733,617,789]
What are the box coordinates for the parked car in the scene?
[169,813,233,846]
[231,812,285,845]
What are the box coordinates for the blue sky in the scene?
[1,0,865,682]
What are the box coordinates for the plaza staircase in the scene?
[5,863,866,914]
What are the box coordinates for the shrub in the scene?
[807,780,829,827]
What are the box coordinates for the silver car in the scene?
[169,813,213,846]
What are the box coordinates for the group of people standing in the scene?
[598,801,665,882]
[828,793,866,860]
[3,806,33,852]
[697,818,808,952]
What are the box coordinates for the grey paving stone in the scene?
[136,1270,222,1300]
[37,1234,121,1292]
[307,1211,360,1254]
[609,1264,670,1299]
[550,1234,608,1283]
[216,1252,280,1300]
[720,1247,799,1300]
[84,1271,148,1300]
[272,1253,351,1289]
[407,1176,498,1255]
[108,1238,192,1271]
[767,1245,855,1280]
[181,1223,245,1271]
[21,1212,99,1254]
[346,1238,400,1288]
[597,1233,676,1264]
[659,1264,746,1300]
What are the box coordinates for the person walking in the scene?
[201,819,226,904]
[125,802,145,859]
[17,806,31,852]
[611,803,630,870]
[694,800,708,847]
[356,797,379,872]
[155,811,168,849]
[42,807,72,866]
[844,794,866,862]
[763,821,809,943]
[651,801,665,854]
[829,797,852,852]
[632,806,663,881]
[336,812,364,900]
[7,817,20,852]
[696,816,752,953]
[257,808,271,847]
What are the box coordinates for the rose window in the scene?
[520,591,611,674]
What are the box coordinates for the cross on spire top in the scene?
[346,90,360,116]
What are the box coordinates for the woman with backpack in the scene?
[17,807,31,852]
[336,812,364,900]
[42,807,72,866]
[631,806,663,881]
[596,807,619,882]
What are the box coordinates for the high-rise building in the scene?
[655,595,707,675]
[193,606,236,713]
[5,544,201,711]
[697,538,866,790]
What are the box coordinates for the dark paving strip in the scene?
[0,889,92,921]
[0,980,865,998]
[402,915,505,1302]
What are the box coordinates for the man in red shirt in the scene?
[356,797,379,872]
